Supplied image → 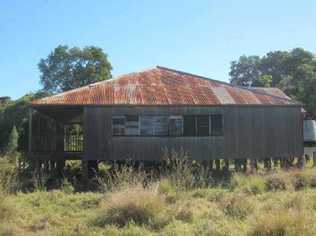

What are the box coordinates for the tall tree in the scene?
[38,45,112,93]
[229,48,316,118]
[229,55,261,87]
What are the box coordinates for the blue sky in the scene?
[1,0,316,99]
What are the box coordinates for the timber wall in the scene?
[83,106,303,161]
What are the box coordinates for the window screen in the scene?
[140,116,169,136]
[211,114,223,136]
[154,116,169,136]
[112,116,126,135]
[169,116,183,136]
[140,116,154,136]
[125,115,139,135]
[196,115,209,136]
[183,115,196,136]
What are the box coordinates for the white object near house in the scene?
[304,120,316,142]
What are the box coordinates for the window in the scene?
[125,115,139,135]
[140,116,169,136]
[112,114,223,137]
[211,114,223,136]
[154,116,169,136]
[140,116,154,136]
[112,116,126,135]
[169,116,183,136]
[183,115,196,136]
[183,115,210,136]
[196,115,209,136]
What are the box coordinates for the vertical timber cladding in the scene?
[223,106,304,160]
[84,107,109,160]
[83,105,303,161]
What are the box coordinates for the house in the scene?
[29,66,304,165]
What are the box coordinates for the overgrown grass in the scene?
[2,155,316,235]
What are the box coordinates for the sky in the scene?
[1,0,316,99]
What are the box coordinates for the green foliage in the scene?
[0,92,48,154]
[231,174,266,195]
[230,55,261,87]
[38,45,112,93]
[230,48,316,118]
[6,125,19,156]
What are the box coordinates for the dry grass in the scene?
[91,184,170,229]
[2,156,316,235]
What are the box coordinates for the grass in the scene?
[1,157,316,235]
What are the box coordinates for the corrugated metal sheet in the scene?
[32,66,298,106]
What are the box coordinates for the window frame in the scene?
[210,114,224,136]
[111,114,224,137]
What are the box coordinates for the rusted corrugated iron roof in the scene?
[32,66,299,106]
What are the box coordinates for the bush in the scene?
[92,185,169,229]
[249,209,315,236]
[98,162,151,192]
[230,174,266,195]
[219,193,254,219]
[161,148,213,190]
[264,172,292,191]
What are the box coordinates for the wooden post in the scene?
[264,158,271,170]
[215,159,221,171]
[313,152,316,167]
[273,158,279,168]
[56,122,64,155]
[28,108,33,157]
[305,154,310,163]
[223,159,229,171]
[209,160,214,170]
[242,159,247,172]
[250,159,257,172]
[298,156,305,169]
[234,159,241,172]
[280,158,286,169]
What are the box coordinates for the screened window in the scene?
[112,116,126,135]
[183,115,196,136]
[169,116,183,136]
[196,115,209,136]
[211,114,223,136]
[183,115,210,136]
[140,116,169,136]
[154,116,169,136]
[140,116,154,136]
[112,114,223,137]
[125,115,139,135]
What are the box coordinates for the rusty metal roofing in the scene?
[32,66,299,106]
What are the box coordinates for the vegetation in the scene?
[6,126,18,157]
[230,48,316,118]
[38,45,112,93]
[1,156,316,236]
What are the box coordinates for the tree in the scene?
[229,55,261,86]
[229,48,316,118]
[7,126,19,156]
[38,45,112,93]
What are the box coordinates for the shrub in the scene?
[98,162,151,192]
[175,203,194,223]
[249,209,315,236]
[91,185,169,229]
[230,174,266,195]
[219,193,254,219]
[264,172,292,191]
[161,148,213,190]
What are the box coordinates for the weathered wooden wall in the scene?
[83,105,303,161]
